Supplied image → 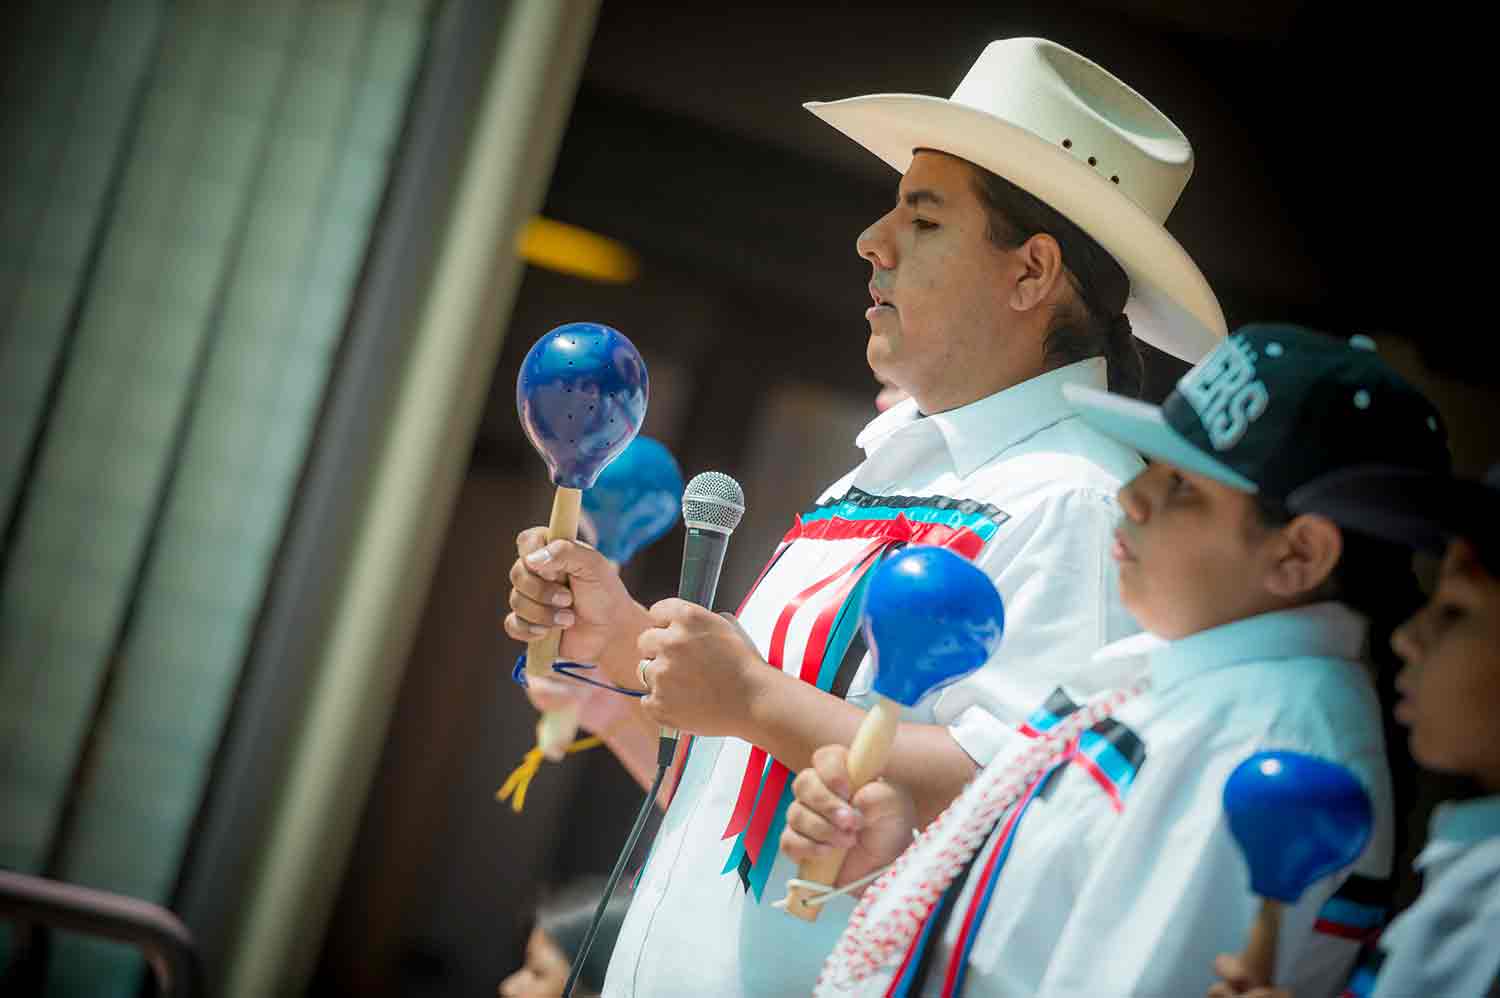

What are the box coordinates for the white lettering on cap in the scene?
[1178,334,1269,450]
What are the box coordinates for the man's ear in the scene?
[1009,232,1067,313]
[1265,513,1344,599]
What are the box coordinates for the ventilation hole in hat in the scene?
[1354,390,1372,410]
[1062,138,1072,149]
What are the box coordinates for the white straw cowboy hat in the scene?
[806,37,1226,362]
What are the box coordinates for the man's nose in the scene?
[857,210,897,270]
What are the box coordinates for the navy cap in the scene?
[1064,324,1450,499]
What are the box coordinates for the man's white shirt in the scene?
[603,359,1144,997]
[827,602,1395,998]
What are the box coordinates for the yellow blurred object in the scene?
[497,734,604,812]
[518,217,640,284]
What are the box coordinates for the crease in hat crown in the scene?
[803,36,1227,361]
[946,39,1193,221]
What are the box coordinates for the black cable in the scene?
[562,739,674,998]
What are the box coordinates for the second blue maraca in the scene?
[581,436,684,564]
[517,322,648,757]
[782,545,1005,920]
[1223,750,1374,987]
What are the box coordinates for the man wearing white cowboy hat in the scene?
[502,37,1224,996]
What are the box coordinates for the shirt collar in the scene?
[854,358,1108,477]
[1415,795,1500,870]
[1129,602,1369,695]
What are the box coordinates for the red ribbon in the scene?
[724,539,885,842]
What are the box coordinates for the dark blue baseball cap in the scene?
[1064,323,1451,499]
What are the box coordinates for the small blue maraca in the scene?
[581,436,684,564]
[1222,751,1374,987]
[516,322,648,757]
[783,545,1005,920]
[861,546,1007,706]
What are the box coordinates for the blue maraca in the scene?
[782,545,1005,921]
[1223,751,1374,987]
[517,322,648,488]
[517,322,648,758]
[581,436,684,564]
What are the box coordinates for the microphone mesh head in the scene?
[682,471,745,534]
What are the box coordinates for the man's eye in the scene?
[1168,471,1189,494]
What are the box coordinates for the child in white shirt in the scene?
[1210,464,1500,998]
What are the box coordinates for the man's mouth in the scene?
[868,282,896,313]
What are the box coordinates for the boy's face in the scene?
[1114,461,1289,639]
[1391,539,1500,791]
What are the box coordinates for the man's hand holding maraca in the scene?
[505,529,653,693]
[780,745,916,896]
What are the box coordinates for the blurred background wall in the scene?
[0,1,1488,996]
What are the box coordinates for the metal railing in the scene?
[0,870,202,997]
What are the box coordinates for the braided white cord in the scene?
[816,679,1150,993]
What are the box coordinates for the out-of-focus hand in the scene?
[780,744,916,891]
[874,381,909,413]
[1206,953,1293,998]
[524,672,635,739]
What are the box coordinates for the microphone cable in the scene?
[562,737,674,998]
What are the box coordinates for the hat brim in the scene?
[806,94,1226,362]
[1286,465,1493,555]
[1063,384,1257,492]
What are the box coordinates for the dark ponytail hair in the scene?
[965,159,1144,398]
[1103,312,1145,399]
[1255,497,1424,872]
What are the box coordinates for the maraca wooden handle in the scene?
[1239,898,1282,988]
[528,486,583,760]
[783,697,902,921]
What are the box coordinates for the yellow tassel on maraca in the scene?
[497,735,604,813]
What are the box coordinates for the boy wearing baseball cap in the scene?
[786,324,1450,997]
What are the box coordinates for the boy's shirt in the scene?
[822,602,1395,998]
[603,360,1143,998]
[1367,795,1500,998]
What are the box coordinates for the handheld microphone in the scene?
[660,471,746,760]
[562,471,744,998]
